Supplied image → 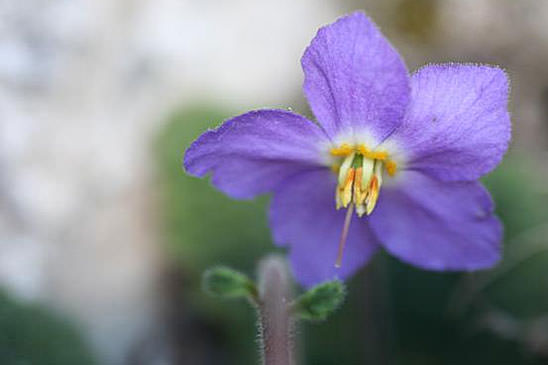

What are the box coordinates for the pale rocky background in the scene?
[0,0,547,364]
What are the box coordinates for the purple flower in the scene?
[184,12,511,286]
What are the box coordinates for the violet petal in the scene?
[302,11,410,141]
[390,64,511,181]
[270,169,379,286]
[370,171,502,270]
[184,109,329,199]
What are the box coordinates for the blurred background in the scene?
[1,0,548,364]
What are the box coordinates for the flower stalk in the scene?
[257,256,295,365]
[202,256,346,364]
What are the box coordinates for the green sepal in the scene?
[202,266,258,301]
[292,280,346,321]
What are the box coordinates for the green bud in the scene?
[202,266,258,301]
[292,280,346,321]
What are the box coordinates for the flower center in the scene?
[329,144,397,268]
[330,144,396,217]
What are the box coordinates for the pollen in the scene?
[357,145,388,160]
[330,143,355,156]
[385,160,397,176]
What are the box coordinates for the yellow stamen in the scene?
[364,176,379,215]
[330,143,397,178]
[357,144,388,160]
[340,168,355,208]
[337,152,355,185]
[364,162,383,215]
[385,160,397,176]
[360,157,375,191]
[332,148,390,268]
[333,144,390,216]
[330,143,354,156]
[335,189,343,210]
[355,204,366,217]
[353,167,364,205]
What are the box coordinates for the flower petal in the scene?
[269,169,379,286]
[370,171,502,270]
[301,11,410,141]
[390,64,510,181]
[184,110,329,199]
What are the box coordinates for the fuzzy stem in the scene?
[257,256,295,365]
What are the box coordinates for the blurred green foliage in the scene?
[482,157,548,319]
[484,157,548,238]
[155,106,275,363]
[155,106,274,273]
[0,290,95,365]
[157,106,548,364]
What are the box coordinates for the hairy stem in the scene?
[257,256,295,365]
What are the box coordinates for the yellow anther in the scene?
[357,144,388,160]
[355,204,366,217]
[364,161,383,215]
[369,151,389,160]
[385,160,397,176]
[331,143,389,160]
[353,167,365,205]
[337,152,355,185]
[330,143,354,156]
[354,158,374,210]
[360,157,375,190]
[364,175,379,215]
[339,168,355,208]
